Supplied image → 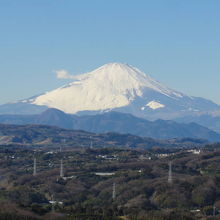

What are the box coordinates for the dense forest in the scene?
[0,142,220,219]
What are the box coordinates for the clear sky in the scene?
[0,0,220,104]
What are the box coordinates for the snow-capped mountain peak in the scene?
[72,63,183,98]
[2,62,219,118]
[31,63,184,114]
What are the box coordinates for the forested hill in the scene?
[0,124,208,149]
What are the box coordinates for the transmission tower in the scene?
[60,139,65,152]
[60,159,64,178]
[33,157,37,176]
[168,161,173,184]
[90,136,93,149]
[51,194,55,212]
[213,205,216,216]
[112,182,116,200]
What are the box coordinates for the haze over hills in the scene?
[176,114,220,133]
[1,108,220,142]
[1,63,220,120]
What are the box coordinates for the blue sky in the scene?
[0,0,220,104]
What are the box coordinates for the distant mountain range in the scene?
[0,108,220,142]
[1,62,220,139]
[176,114,220,134]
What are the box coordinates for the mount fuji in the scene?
[1,63,220,120]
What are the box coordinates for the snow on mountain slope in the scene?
[146,101,165,110]
[31,63,185,114]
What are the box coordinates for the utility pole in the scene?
[168,161,173,184]
[33,157,37,176]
